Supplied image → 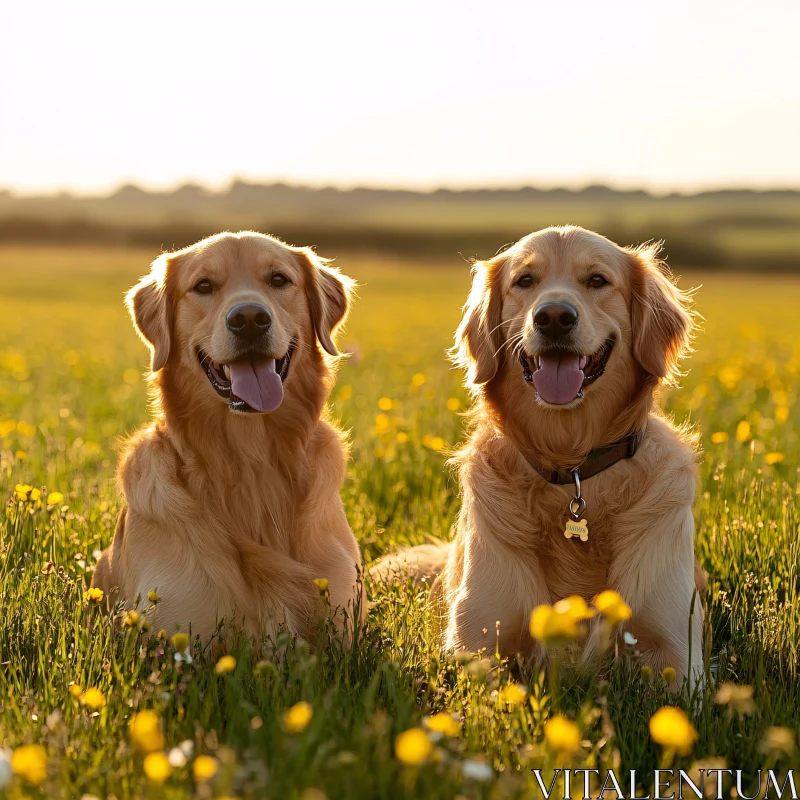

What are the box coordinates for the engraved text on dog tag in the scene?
[564,517,589,542]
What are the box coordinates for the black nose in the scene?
[533,302,578,339]
[226,303,272,341]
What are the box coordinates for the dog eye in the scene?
[270,273,291,288]
[515,274,534,288]
[193,279,213,295]
[588,274,609,288]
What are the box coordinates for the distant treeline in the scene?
[1,181,799,270]
[1,216,798,272]
[0,216,723,264]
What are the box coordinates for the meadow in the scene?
[0,245,798,798]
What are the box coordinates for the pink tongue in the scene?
[532,352,585,405]
[228,359,284,412]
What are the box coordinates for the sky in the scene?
[1,0,799,195]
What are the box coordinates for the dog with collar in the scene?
[373,226,705,687]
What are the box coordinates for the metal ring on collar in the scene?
[569,497,587,520]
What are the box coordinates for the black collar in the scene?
[521,426,647,485]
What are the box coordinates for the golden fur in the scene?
[92,232,362,643]
[373,226,704,687]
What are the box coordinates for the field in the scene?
[5,184,800,271]
[0,245,798,798]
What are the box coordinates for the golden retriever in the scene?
[374,226,704,687]
[92,231,362,644]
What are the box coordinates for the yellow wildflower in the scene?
[735,420,751,443]
[377,397,393,411]
[338,384,352,401]
[554,595,594,621]
[759,727,797,757]
[592,590,632,625]
[11,744,47,785]
[395,727,433,765]
[446,397,461,411]
[81,687,106,710]
[411,373,426,387]
[661,666,677,684]
[428,436,445,451]
[396,431,409,444]
[157,629,167,641]
[771,389,789,406]
[284,701,314,734]
[710,431,729,444]
[143,752,171,783]
[14,484,40,502]
[530,605,557,641]
[129,710,165,753]
[192,755,218,782]
[85,587,104,603]
[147,591,160,603]
[544,715,581,755]
[171,633,189,652]
[641,665,654,682]
[68,684,83,698]
[530,605,575,644]
[124,610,140,628]
[424,713,460,737]
[312,578,329,592]
[649,706,698,756]
[717,365,741,389]
[215,655,237,675]
[498,684,527,705]
[715,683,755,716]
[46,491,64,505]
[765,452,783,465]
[529,595,594,646]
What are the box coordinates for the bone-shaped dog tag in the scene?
[564,518,589,542]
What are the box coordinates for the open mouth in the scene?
[197,342,295,413]
[520,337,615,406]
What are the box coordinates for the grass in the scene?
[0,245,798,798]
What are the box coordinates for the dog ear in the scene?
[297,248,356,356]
[126,254,174,372]
[628,243,696,384]
[451,257,505,385]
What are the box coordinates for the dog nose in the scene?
[533,302,578,339]
[226,303,272,340]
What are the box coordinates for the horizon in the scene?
[4,177,800,201]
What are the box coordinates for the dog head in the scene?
[453,226,695,433]
[127,231,353,415]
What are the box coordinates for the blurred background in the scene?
[2,0,799,269]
